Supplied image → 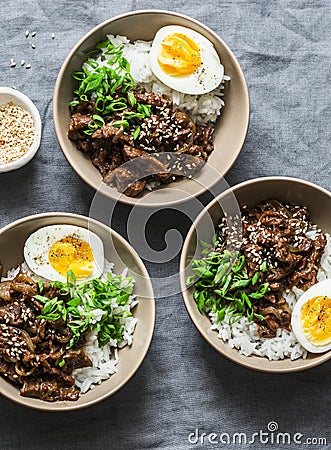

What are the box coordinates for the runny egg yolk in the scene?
[157,33,201,77]
[301,295,331,346]
[48,235,94,279]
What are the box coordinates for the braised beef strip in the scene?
[0,268,91,402]
[68,91,214,197]
[216,200,327,338]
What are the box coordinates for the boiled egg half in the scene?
[24,225,104,282]
[149,25,224,95]
[291,279,331,353]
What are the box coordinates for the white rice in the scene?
[89,34,229,125]
[72,264,138,393]
[209,233,331,361]
[2,261,138,394]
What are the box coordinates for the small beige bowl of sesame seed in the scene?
[0,87,41,173]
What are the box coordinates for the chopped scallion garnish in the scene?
[187,248,269,324]
[70,40,153,136]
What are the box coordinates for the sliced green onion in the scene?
[69,100,80,107]
[261,260,268,272]
[128,92,136,107]
[133,125,140,140]
[112,120,129,128]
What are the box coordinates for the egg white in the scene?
[24,225,104,282]
[149,25,224,95]
[291,279,331,353]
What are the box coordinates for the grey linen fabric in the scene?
[0,1,330,449]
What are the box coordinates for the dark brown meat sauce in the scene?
[217,200,327,338]
[0,267,91,402]
[68,91,214,197]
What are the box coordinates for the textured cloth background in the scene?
[0,1,330,449]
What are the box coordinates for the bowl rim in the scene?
[0,212,156,411]
[53,9,250,207]
[0,87,42,173]
[179,176,331,373]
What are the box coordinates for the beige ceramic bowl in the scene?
[180,177,331,373]
[0,87,41,173]
[53,9,249,207]
[0,213,155,411]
